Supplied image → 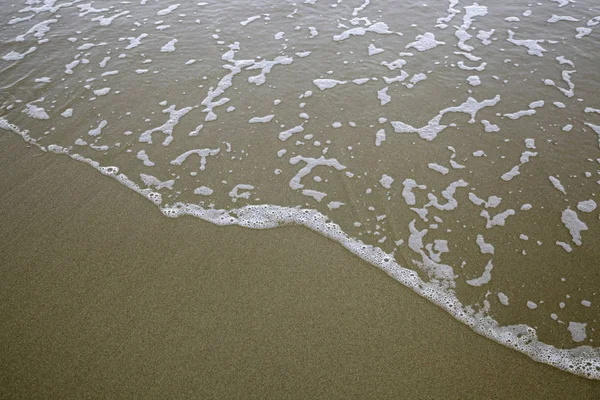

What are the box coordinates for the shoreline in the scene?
[0,136,598,398]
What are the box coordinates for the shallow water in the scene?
[0,0,599,379]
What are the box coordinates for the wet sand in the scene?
[0,137,598,399]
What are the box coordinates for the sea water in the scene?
[0,0,599,379]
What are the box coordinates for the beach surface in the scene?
[1,135,598,399]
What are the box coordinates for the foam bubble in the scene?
[88,120,107,136]
[194,186,214,196]
[377,87,391,105]
[577,200,597,213]
[476,235,495,254]
[23,102,49,120]
[368,44,384,56]
[466,260,494,287]
[568,322,587,343]
[249,115,275,123]
[375,129,386,147]
[428,163,449,175]
[333,22,392,42]
[136,150,155,167]
[498,292,510,306]
[561,208,588,246]
[157,4,180,16]
[313,79,347,90]
[379,174,394,189]
[160,39,178,53]
[406,32,445,51]
[549,176,567,194]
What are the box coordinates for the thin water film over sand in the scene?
[1,0,599,379]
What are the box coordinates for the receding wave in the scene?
[1,0,599,379]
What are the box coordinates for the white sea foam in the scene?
[476,235,495,254]
[249,115,275,124]
[333,22,392,42]
[313,79,347,90]
[194,186,214,196]
[466,260,494,287]
[561,208,588,246]
[379,174,394,189]
[160,39,178,53]
[406,33,445,52]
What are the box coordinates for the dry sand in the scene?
[1,137,598,399]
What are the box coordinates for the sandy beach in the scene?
[1,136,598,399]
